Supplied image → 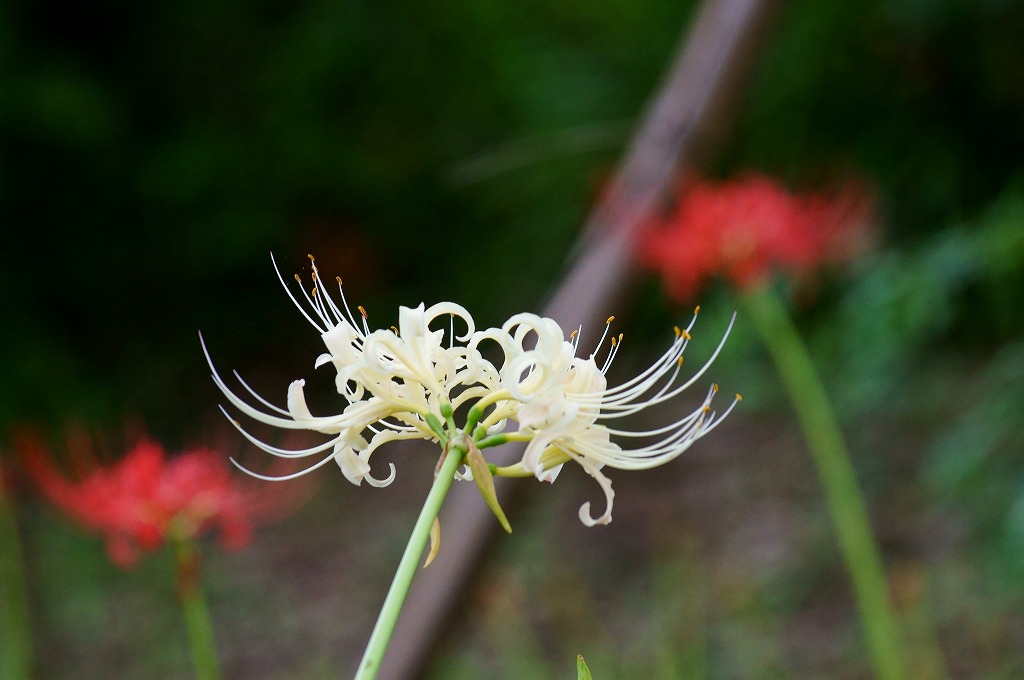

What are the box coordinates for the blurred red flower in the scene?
[17,433,306,568]
[639,174,873,301]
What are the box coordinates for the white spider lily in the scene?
[481,308,739,526]
[202,255,500,486]
[204,256,738,528]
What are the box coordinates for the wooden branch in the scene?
[375,1,778,677]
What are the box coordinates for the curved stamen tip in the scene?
[569,329,579,340]
[307,253,316,262]
[358,305,368,318]
[673,325,681,337]
[293,273,302,283]
[605,315,615,324]
[694,305,701,314]
[676,356,684,366]
[610,336,617,347]
[712,383,719,393]
[336,276,343,285]
[390,325,400,335]
[736,393,743,401]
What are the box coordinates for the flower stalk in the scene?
[354,439,467,680]
[740,284,906,680]
[174,537,221,680]
[0,477,32,680]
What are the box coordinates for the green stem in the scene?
[173,538,221,680]
[0,480,32,680]
[354,441,467,680]
[740,285,907,680]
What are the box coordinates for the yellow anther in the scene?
[674,325,681,337]
[312,286,319,298]
[336,276,343,285]
[358,305,368,318]
[569,329,579,340]
[712,383,719,393]
[694,305,701,314]
[390,326,399,335]
[293,274,302,283]
[676,356,684,367]
[736,393,743,401]
[606,315,615,324]
[682,330,692,340]
[611,337,617,346]
[702,405,711,412]
[307,253,316,262]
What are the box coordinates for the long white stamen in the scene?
[591,316,614,359]
[231,451,336,481]
[272,254,326,334]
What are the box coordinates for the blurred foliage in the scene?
[0,0,700,438]
[1,0,1022,433]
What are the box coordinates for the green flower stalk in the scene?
[741,284,905,680]
[641,173,909,680]
[16,432,307,680]
[0,466,32,680]
[174,538,221,680]
[354,436,467,680]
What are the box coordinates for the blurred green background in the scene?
[2,0,1023,677]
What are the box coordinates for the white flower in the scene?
[476,308,739,526]
[204,256,738,528]
[202,254,500,485]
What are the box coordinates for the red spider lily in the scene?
[639,174,873,301]
[17,432,307,568]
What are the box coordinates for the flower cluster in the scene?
[205,256,738,526]
[18,433,300,567]
[640,174,872,301]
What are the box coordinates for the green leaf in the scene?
[465,440,512,533]
[577,654,593,680]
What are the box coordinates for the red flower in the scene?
[17,433,305,568]
[639,174,872,301]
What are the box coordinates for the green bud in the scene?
[464,404,484,432]
[476,433,508,449]
[424,414,447,442]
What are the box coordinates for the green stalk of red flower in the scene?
[17,432,308,680]
[0,459,33,680]
[640,174,911,680]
